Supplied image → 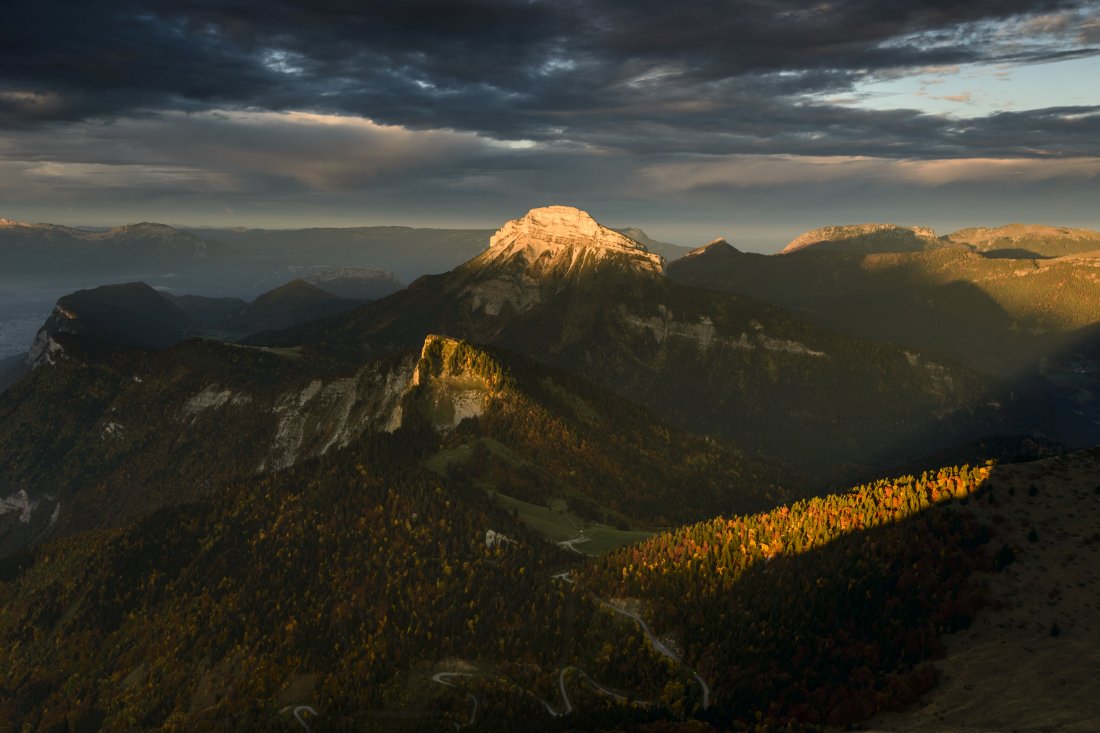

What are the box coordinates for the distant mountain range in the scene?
[20,275,394,370]
[0,216,688,342]
[779,221,1100,258]
[670,230,1100,424]
[0,220,226,274]
[187,222,691,280]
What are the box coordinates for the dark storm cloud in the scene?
[2,0,1098,159]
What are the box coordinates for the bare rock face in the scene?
[26,306,76,369]
[781,223,940,255]
[460,206,665,316]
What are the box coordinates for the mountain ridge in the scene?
[247,206,1017,488]
[18,279,369,372]
[781,223,943,255]
[0,329,781,556]
[779,221,1100,258]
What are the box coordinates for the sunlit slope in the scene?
[945,223,1100,259]
[584,464,1001,730]
[868,449,1100,733]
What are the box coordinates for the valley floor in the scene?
[869,451,1100,733]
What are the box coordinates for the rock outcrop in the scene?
[387,335,500,432]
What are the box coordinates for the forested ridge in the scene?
[584,464,1000,730]
[0,432,1010,732]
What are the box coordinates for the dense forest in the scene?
[0,422,1008,732]
[0,423,707,732]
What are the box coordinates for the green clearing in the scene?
[489,491,653,555]
[423,439,653,554]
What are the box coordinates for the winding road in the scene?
[596,599,711,710]
[434,569,710,723]
[278,705,318,733]
[540,665,648,716]
[557,533,593,555]
[430,672,479,730]
[537,668,575,716]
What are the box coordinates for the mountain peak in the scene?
[480,206,664,275]
[681,237,739,260]
[102,222,187,237]
[27,282,190,368]
[450,206,664,317]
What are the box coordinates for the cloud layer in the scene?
[1,0,1098,240]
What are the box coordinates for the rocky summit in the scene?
[453,205,665,317]
[780,223,940,254]
[473,205,665,277]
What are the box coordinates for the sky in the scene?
[1,0,1099,250]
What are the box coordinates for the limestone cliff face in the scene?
[781,223,940,255]
[25,282,191,370]
[458,206,665,316]
[235,336,503,473]
[26,306,77,368]
[258,353,418,471]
